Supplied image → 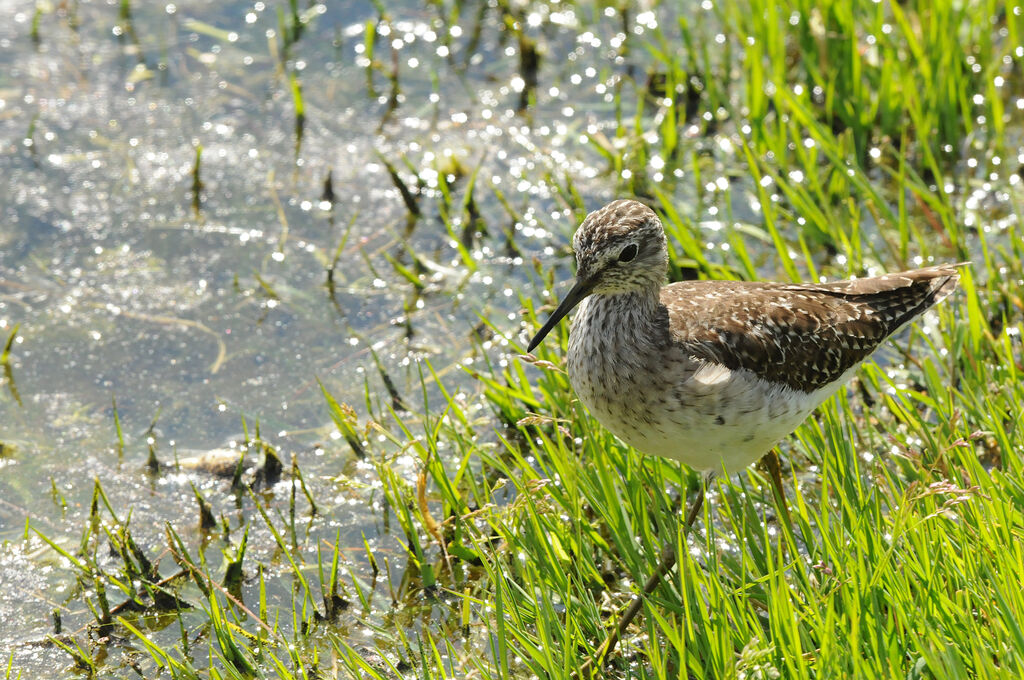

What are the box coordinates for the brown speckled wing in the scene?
[661,266,961,393]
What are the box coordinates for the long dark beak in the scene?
[527,276,596,352]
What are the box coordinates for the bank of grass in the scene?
[376,263,1024,679]
[342,1,1024,677]
[22,0,1024,678]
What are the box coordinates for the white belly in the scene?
[575,362,836,473]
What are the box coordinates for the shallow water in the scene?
[0,0,657,672]
[1,0,1021,675]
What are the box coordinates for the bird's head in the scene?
[528,199,667,352]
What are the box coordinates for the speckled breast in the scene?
[566,296,828,473]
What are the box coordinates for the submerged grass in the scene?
[9,0,1024,678]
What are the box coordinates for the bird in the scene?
[525,198,961,672]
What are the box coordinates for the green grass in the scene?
[346,1,1024,677]
[13,0,1024,678]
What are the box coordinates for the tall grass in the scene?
[349,2,1024,677]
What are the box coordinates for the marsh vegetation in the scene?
[1,0,1023,678]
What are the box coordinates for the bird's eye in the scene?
[618,244,639,263]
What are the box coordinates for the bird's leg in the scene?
[579,477,707,677]
[762,449,793,529]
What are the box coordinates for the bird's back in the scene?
[661,265,961,394]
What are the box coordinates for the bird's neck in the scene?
[566,285,675,408]
[592,284,662,313]
[573,285,669,348]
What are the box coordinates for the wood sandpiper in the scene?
[526,198,961,671]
